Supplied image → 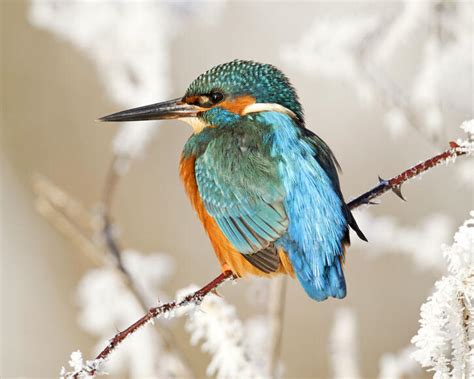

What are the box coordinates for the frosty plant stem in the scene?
[95,271,235,363]
[66,140,470,378]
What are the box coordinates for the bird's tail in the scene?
[288,248,347,302]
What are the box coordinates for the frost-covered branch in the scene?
[61,272,235,379]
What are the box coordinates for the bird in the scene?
[100,60,367,301]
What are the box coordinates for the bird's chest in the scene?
[180,126,278,211]
[183,127,269,176]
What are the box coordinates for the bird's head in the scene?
[100,60,303,132]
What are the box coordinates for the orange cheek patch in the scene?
[219,95,256,115]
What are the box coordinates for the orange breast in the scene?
[179,155,294,278]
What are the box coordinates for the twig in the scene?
[64,140,470,378]
[347,141,465,209]
[74,271,236,378]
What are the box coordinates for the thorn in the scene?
[378,176,389,186]
[368,199,381,205]
[449,141,460,148]
[392,185,406,201]
[211,289,222,298]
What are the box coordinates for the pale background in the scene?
[1,1,472,378]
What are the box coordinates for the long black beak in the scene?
[98,97,201,122]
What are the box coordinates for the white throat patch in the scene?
[180,117,209,134]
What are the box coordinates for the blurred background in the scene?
[1,0,472,378]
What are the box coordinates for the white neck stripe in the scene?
[242,103,297,119]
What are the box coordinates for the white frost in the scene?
[60,350,105,379]
[184,290,267,379]
[411,212,474,377]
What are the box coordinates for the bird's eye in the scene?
[185,91,224,108]
[209,91,224,104]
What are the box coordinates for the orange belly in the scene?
[179,155,294,278]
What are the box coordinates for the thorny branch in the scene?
[61,140,469,378]
[347,141,465,209]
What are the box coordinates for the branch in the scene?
[65,271,236,378]
[63,140,470,378]
[347,141,466,210]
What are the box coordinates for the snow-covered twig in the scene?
[64,271,235,378]
[60,351,105,379]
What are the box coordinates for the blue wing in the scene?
[257,111,353,301]
[303,128,367,242]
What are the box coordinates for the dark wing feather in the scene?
[302,128,367,242]
[242,245,280,273]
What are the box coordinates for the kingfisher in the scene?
[100,60,366,301]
